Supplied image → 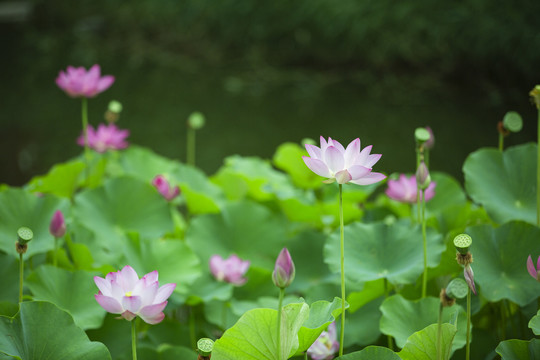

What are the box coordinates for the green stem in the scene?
[384,278,394,351]
[53,237,58,267]
[18,253,24,303]
[187,127,196,166]
[437,302,443,360]
[338,184,346,357]
[500,301,506,340]
[466,288,471,360]
[498,132,504,152]
[276,288,285,360]
[537,109,540,226]
[189,307,196,349]
[421,189,427,298]
[131,318,138,360]
[81,97,90,184]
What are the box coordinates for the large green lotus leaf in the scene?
[467,221,540,306]
[26,160,85,198]
[529,310,540,335]
[463,144,537,224]
[496,339,540,359]
[344,297,383,347]
[0,189,70,258]
[183,274,234,305]
[25,265,105,330]
[186,200,289,269]
[273,142,324,189]
[325,220,444,284]
[0,301,111,359]
[347,279,385,313]
[295,298,344,356]
[212,155,294,202]
[380,295,467,352]
[336,346,401,360]
[425,172,467,214]
[0,253,19,302]
[86,313,130,359]
[110,145,179,180]
[212,302,309,360]
[120,234,201,294]
[73,176,174,263]
[398,323,457,360]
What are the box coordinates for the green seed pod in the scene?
[502,111,523,133]
[17,227,33,245]
[197,338,214,357]
[453,233,472,255]
[415,127,430,144]
[445,278,468,299]
[188,112,206,130]
[108,100,123,113]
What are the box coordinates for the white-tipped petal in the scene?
[303,157,331,178]
[324,146,345,173]
[350,172,386,185]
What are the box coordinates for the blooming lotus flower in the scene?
[527,255,540,281]
[152,175,181,201]
[56,64,115,98]
[307,322,339,360]
[303,137,385,185]
[94,265,176,324]
[49,210,66,238]
[385,174,436,203]
[272,248,295,289]
[77,123,129,153]
[209,254,250,285]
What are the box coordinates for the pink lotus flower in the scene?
[56,64,115,98]
[209,254,250,285]
[152,175,181,201]
[49,210,66,238]
[307,322,339,360]
[94,265,176,324]
[272,248,295,289]
[303,137,385,185]
[77,123,129,153]
[385,174,436,203]
[527,255,540,281]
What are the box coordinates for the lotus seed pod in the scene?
[415,127,430,143]
[108,100,123,113]
[502,111,523,133]
[188,112,206,130]
[197,338,214,357]
[530,85,540,109]
[17,227,33,245]
[445,278,468,299]
[453,233,472,255]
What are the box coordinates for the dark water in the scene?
[1,24,537,187]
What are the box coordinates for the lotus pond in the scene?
[1,67,540,360]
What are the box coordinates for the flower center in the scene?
[125,291,133,297]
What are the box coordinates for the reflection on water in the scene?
[0,60,536,187]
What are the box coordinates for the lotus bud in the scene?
[416,161,431,190]
[527,255,540,281]
[425,126,435,149]
[49,210,66,238]
[272,248,295,289]
[464,264,477,295]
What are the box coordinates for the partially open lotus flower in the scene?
[77,123,129,153]
[385,174,436,203]
[527,255,540,281]
[56,64,115,98]
[463,264,477,295]
[94,265,176,324]
[307,322,339,360]
[272,248,295,289]
[209,254,250,285]
[152,175,181,201]
[303,136,385,185]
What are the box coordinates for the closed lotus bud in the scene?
[416,161,431,190]
[272,248,295,289]
[464,265,477,295]
[49,210,66,238]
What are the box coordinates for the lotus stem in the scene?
[53,236,58,267]
[338,183,346,356]
[81,97,90,183]
[18,253,23,303]
[498,132,504,152]
[276,288,285,360]
[421,189,428,298]
[437,302,443,360]
[187,127,196,166]
[466,288,471,360]
[131,318,138,360]
[537,109,540,226]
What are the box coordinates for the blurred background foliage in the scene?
[1,0,539,184]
